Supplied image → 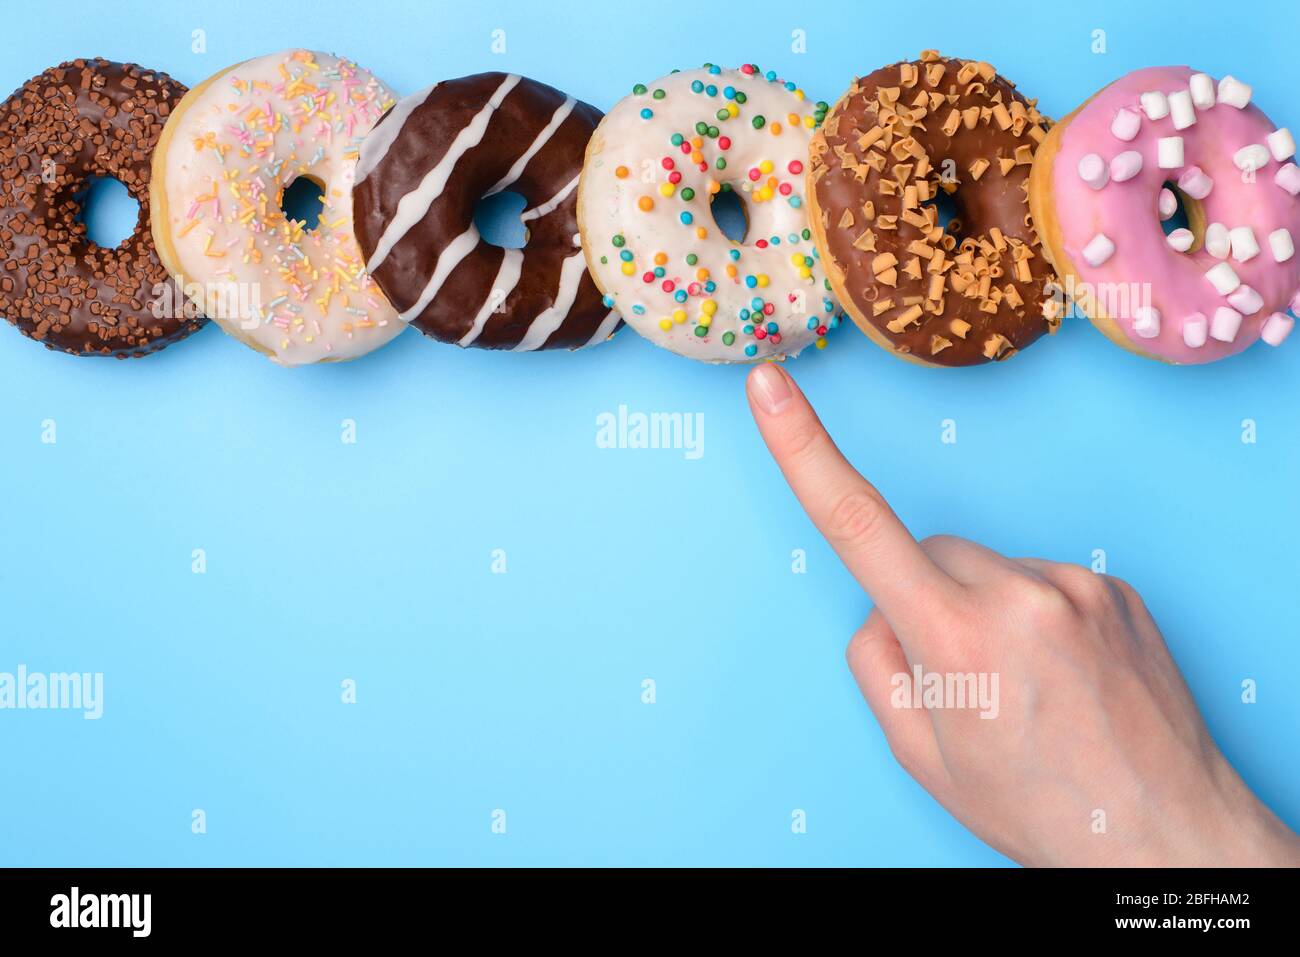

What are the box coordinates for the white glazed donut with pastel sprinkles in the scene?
[577,63,844,362]
[1028,65,1300,363]
[150,49,402,365]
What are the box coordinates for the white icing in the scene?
[486,97,576,196]
[459,248,523,346]
[399,226,479,322]
[156,50,401,365]
[583,309,623,348]
[578,66,832,362]
[522,173,579,222]
[366,73,521,272]
[355,83,435,184]
[513,251,588,351]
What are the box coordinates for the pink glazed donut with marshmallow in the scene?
[1028,66,1299,363]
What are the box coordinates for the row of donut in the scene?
[1,50,1297,367]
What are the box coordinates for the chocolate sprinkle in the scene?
[0,58,205,357]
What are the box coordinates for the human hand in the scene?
[745,363,1300,867]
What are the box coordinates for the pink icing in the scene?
[1052,66,1300,362]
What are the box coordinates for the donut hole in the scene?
[923,189,962,238]
[74,176,139,249]
[280,175,326,231]
[1164,182,1190,236]
[710,187,749,243]
[473,191,528,249]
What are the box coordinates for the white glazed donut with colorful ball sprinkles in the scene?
[151,50,402,365]
[577,63,845,362]
[1028,65,1299,363]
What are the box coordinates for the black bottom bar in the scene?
[1,867,1295,942]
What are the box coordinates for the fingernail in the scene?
[748,363,792,415]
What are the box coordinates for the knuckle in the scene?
[1106,575,1138,603]
[1009,574,1078,628]
[825,488,891,549]
[919,533,961,549]
[1026,561,1116,616]
[919,533,963,556]
[846,616,889,669]
[887,737,931,784]
[845,628,869,668]
[1063,567,1115,610]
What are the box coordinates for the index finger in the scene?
[745,363,959,635]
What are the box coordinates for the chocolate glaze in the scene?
[0,59,205,357]
[810,53,1059,366]
[353,72,618,350]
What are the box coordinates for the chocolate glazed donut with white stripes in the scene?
[352,73,621,350]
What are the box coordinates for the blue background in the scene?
[1,0,1297,866]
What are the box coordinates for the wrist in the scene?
[1203,763,1300,867]
[1224,798,1300,867]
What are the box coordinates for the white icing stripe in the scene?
[367,73,521,272]
[355,84,436,184]
[459,249,524,346]
[513,251,587,351]
[582,309,622,349]
[398,227,479,323]
[485,97,576,197]
[520,173,579,223]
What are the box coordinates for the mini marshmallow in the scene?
[1276,163,1300,196]
[1205,223,1231,259]
[1140,91,1169,120]
[1158,188,1178,220]
[1234,144,1270,172]
[1210,306,1243,342]
[1205,261,1241,294]
[1229,226,1260,262]
[1166,228,1194,252]
[1077,152,1109,189]
[1182,312,1208,348]
[1293,289,1300,313]
[1267,127,1296,162]
[1269,228,1295,263]
[1131,306,1161,338]
[1217,75,1252,109]
[1168,89,1196,130]
[1261,312,1295,346]
[1189,73,1216,109]
[1227,285,1264,315]
[1176,166,1213,199]
[1110,150,1143,182]
[1110,108,1141,141]
[1082,233,1116,267]
[1157,136,1184,169]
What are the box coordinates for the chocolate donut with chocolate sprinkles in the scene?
[352,72,620,351]
[0,59,205,357]
[809,51,1061,366]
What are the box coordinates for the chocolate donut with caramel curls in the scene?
[808,51,1061,366]
[0,58,204,357]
